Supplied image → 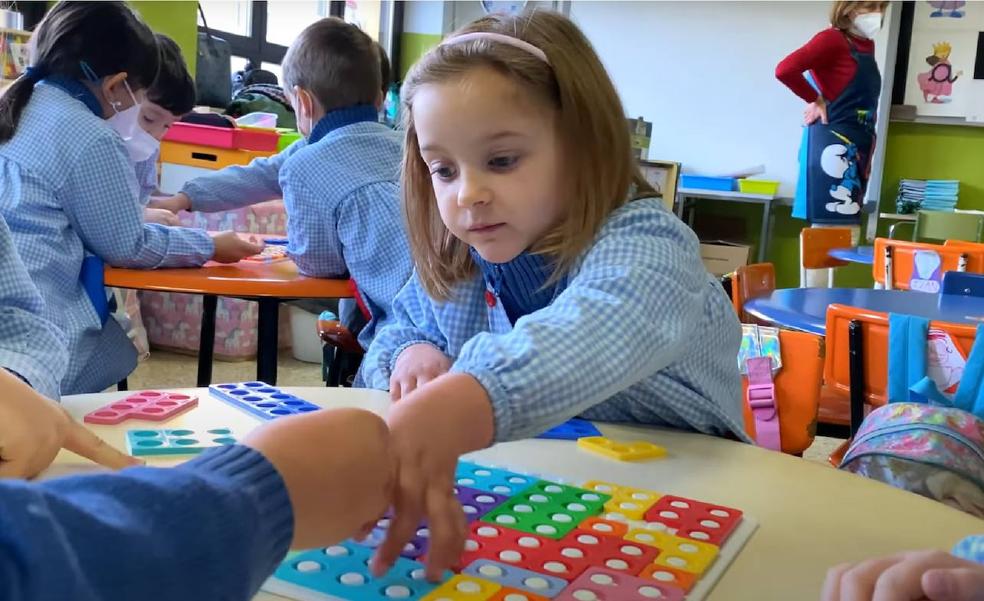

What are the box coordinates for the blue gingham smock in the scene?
[0,83,214,394]
[0,214,67,400]
[363,198,748,442]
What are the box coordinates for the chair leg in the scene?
[848,320,866,438]
[117,378,128,392]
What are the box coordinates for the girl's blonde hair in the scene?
[830,1,890,31]
[400,10,656,300]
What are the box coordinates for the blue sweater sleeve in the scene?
[0,445,293,601]
[953,535,984,564]
[182,141,305,213]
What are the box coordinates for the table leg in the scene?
[257,298,280,385]
[848,320,865,438]
[758,199,772,264]
[197,294,217,387]
[675,194,686,220]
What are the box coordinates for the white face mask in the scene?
[106,80,161,162]
[852,13,882,39]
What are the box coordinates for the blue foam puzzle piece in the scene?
[463,559,568,597]
[536,417,602,440]
[454,461,537,496]
[125,427,237,456]
[267,541,443,601]
[209,382,320,421]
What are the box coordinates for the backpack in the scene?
[840,314,984,517]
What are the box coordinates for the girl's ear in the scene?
[101,72,130,110]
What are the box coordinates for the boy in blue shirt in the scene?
[155,18,410,353]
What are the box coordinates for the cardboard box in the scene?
[700,241,750,276]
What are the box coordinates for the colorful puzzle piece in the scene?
[523,530,659,582]
[209,382,320,420]
[423,574,501,600]
[638,564,697,592]
[643,495,743,546]
[582,481,662,521]
[462,560,567,598]
[488,588,550,601]
[536,418,602,441]
[481,481,610,540]
[457,523,551,573]
[458,486,510,522]
[576,517,629,538]
[125,427,237,456]
[577,437,666,462]
[83,391,198,425]
[455,462,538,496]
[267,541,443,601]
[625,529,719,575]
[242,245,289,264]
[554,567,685,601]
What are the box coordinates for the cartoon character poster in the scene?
[917,41,964,103]
[926,329,968,399]
[905,33,974,116]
[915,0,974,27]
[910,250,943,293]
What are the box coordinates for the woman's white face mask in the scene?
[852,13,882,39]
[107,79,160,162]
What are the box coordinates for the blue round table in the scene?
[743,288,984,335]
[828,246,875,265]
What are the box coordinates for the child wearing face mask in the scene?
[776,1,888,286]
[133,34,197,227]
[0,1,263,395]
[153,18,410,360]
[360,11,747,580]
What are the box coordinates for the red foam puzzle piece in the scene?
[524,530,660,582]
[83,391,198,425]
[643,495,743,545]
[455,523,551,573]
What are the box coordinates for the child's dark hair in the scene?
[377,41,391,96]
[149,34,196,116]
[0,1,159,143]
[281,17,381,112]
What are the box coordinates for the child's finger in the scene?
[869,552,936,601]
[62,419,142,470]
[423,485,467,581]
[820,563,851,601]
[923,567,984,601]
[839,555,905,601]
[389,378,402,401]
[372,467,425,576]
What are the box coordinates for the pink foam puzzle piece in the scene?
[554,567,685,601]
[83,391,198,425]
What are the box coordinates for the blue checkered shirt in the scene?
[363,198,748,442]
[0,215,67,400]
[134,149,159,205]
[182,122,410,348]
[0,83,215,394]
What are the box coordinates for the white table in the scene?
[52,388,981,601]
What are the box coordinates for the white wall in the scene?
[570,1,894,197]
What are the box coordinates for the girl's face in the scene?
[413,66,566,264]
[139,101,178,141]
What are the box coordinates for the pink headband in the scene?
[439,32,550,65]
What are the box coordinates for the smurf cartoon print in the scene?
[819,131,862,216]
[927,1,965,18]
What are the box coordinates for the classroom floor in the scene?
[128,349,843,465]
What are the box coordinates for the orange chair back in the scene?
[872,238,984,291]
[800,227,852,270]
[741,329,823,455]
[731,263,775,321]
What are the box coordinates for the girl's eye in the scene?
[430,165,456,179]
[489,155,518,170]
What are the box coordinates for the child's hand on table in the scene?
[143,207,179,227]
[389,343,452,400]
[372,373,495,581]
[822,549,984,601]
[0,370,140,479]
[149,193,191,214]
[209,231,265,263]
[243,408,396,550]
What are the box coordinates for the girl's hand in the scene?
[821,549,984,601]
[371,373,495,581]
[209,231,264,263]
[389,343,451,401]
[805,96,829,125]
[0,370,140,478]
[143,207,179,226]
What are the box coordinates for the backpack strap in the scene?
[747,356,781,451]
[953,323,984,418]
[888,313,931,403]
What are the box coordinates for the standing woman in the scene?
[776,1,887,284]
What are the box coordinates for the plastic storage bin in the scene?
[163,122,279,152]
[738,179,780,197]
[680,175,736,192]
[277,129,303,151]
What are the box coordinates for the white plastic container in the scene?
[235,112,278,129]
[288,306,322,364]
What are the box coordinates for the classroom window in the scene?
[266,1,332,47]
[345,0,383,42]
[198,0,252,37]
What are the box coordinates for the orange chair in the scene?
[872,238,984,291]
[823,303,978,464]
[799,227,852,288]
[741,329,823,455]
[731,263,776,323]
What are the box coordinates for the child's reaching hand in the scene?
[389,343,451,400]
[143,207,179,226]
[822,549,984,601]
[242,407,396,549]
[0,369,140,479]
[371,373,495,580]
[149,193,191,214]
[209,231,265,263]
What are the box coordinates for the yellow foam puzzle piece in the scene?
[422,575,502,600]
[625,528,720,575]
[576,436,667,461]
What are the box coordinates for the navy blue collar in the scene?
[39,76,103,117]
[471,249,558,324]
[308,104,379,144]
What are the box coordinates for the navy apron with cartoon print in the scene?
[793,36,881,224]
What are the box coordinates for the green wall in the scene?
[130,1,199,75]
[399,32,442,78]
